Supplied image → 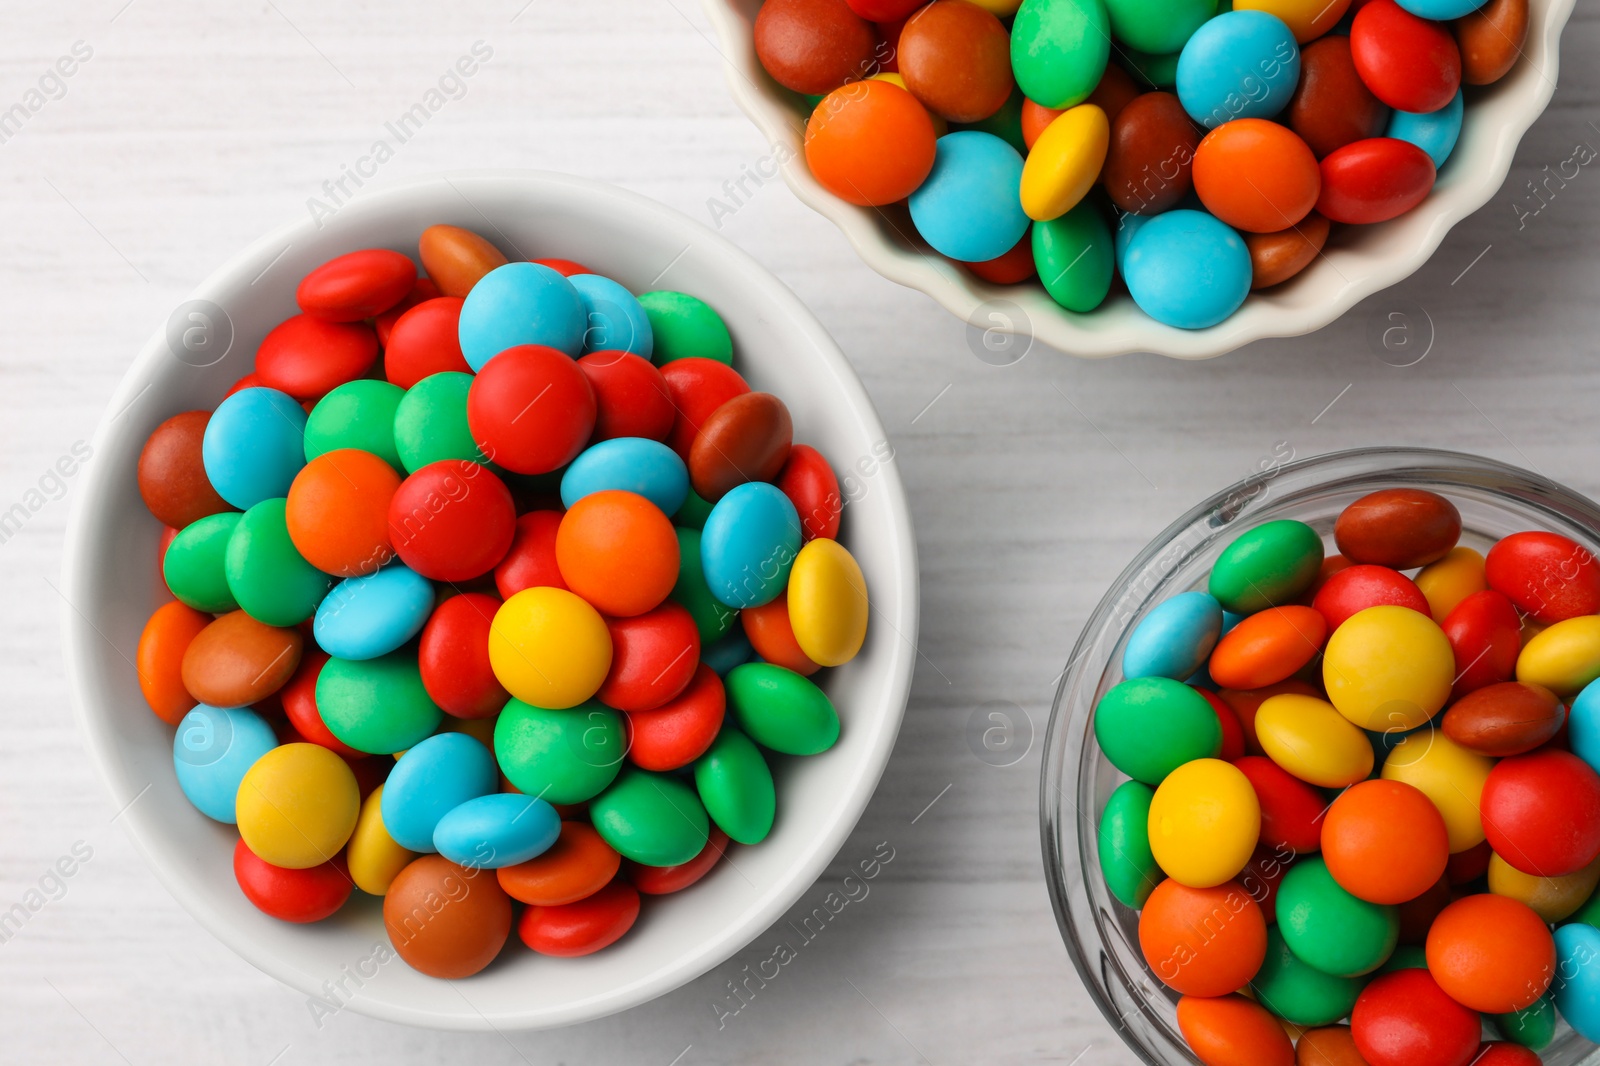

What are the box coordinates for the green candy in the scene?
[694,727,776,845]
[1092,677,1221,784]
[393,372,492,474]
[493,699,624,804]
[1379,944,1428,973]
[1208,519,1324,614]
[224,499,330,626]
[1123,48,1181,88]
[1034,201,1113,313]
[316,652,441,754]
[638,291,733,365]
[303,379,405,470]
[726,663,840,756]
[591,767,710,866]
[1492,994,1556,1051]
[1252,927,1365,1026]
[163,512,241,613]
[1098,780,1160,908]
[952,87,1027,154]
[1011,0,1111,110]
[674,488,715,531]
[670,527,738,643]
[1104,0,1211,57]
[1277,857,1398,977]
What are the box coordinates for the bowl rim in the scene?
[701,0,1578,360]
[59,169,921,1031]
[1037,446,1600,1063]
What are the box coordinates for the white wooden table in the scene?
[2,1,1597,1062]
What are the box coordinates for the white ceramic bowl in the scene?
[60,171,919,1031]
[703,0,1574,359]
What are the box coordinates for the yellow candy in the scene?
[1255,694,1375,787]
[1323,605,1454,731]
[1517,615,1600,696]
[965,0,1022,13]
[489,587,612,710]
[346,785,415,896]
[1233,0,1350,41]
[1488,852,1600,922]
[1381,731,1492,852]
[1147,758,1260,888]
[1414,546,1487,623]
[235,743,359,870]
[788,538,869,668]
[1019,103,1109,222]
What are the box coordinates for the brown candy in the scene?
[689,392,793,503]
[137,411,233,530]
[1334,488,1462,569]
[1455,0,1528,85]
[1295,1025,1368,1066]
[180,610,303,708]
[1288,37,1390,159]
[383,855,512,979]
[1246,212,1330,290]
[1103,92,1201,216]
[1086,63,1140,126]
[418,225,508,299]
[754,0,876,97]
[899,0,1014,123]
[1395,874,1451,943]
[1442,681,1564,757]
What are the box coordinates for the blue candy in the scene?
[1124,591,1224,681]
[1387,90,1463,169]
[701,482,802,609]
[173,705,278,823]
[1114,211,1151,274]
[702,626,756,676]
[1569,678,1600,773]
[1554,923,1600,1041]
[1176,11,1301,129]
[202,387,308,510]
[1124,210,1252,329]
[560,437,688,516]
[908,131,1030,263]
[433,793,561,869]
[570,274,653,358]
[1394,0,1485,18]
[381,733,498,852]
[458,262,586,369]
[314,563,435,660]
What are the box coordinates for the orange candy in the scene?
[137,600,212,725]
[741,591,821,675]
[1295,1026,1367,1066]
[555,490,680,618]
[1209,606,1328,691]
[285,448,400,577]
[495,822,621,906]
[1139,878,1267,997]
[1425,894,1555,1013]
[1176,994,1295,1066]
[1321,779,1449,904]
[1193,119,1322,234]
[806,80,937,206]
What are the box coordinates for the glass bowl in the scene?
[1040,447,1600,1065]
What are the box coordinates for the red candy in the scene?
[517,879,641,956]
[1479,748,1600,877]
[494,510,569,598]
[254,315,379,401]
[661,358,751,460]
[1485,530,1600,623]
[387,460,516,581]
[627,827,730,894]
[467,345,597,475]
[1312,564,1429,631]
[577,351,675,443]
[597,602,701,712]
[1473,1045,1543,1066]
[1197,689,1247,762]
[1351,968,1480,1066]
[1350,0,1462,113]
[754,0,876,95]
[383,297,470,389]
[375,276,440,347]
[1233,755,1326,855]
[418,592,510,719]
[233,839,352,923]
[776,443,843,541]
[532,258,593,277]
[1441,589,1521,697]
[624,663,727,771]
[1316,138,1436,224]
[296,249,416,322]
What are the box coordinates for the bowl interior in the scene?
[1042,448,1600,1064]
[704,0,1577,358]
[61,171,918,1030]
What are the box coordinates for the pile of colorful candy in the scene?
[751,0,1527,329]
[135,227,871,978]
[1095,487,1600,1065]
